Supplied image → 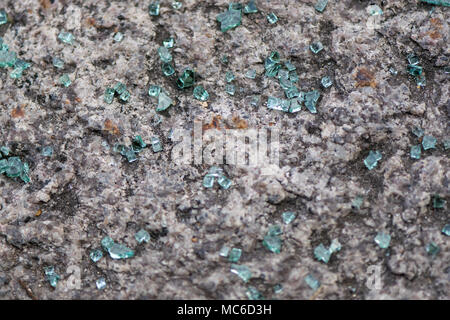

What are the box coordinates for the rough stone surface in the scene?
[0,0,448,300]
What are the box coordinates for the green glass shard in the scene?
[0,159,8,174]
[219,246,230,257]
[289,71,299,83]
[310,42,324,54]
[426,242,440,257]
[119,90,130,102]
[352,195,364,209]
[0,9,7,25]
[416,74,426,87]
[44,266,60,288]
[0,37,8,51]
[114,82,127,95]
[162,62,175,76]
[267,12,278,24]
[151,136,163,153]
[315,0,328,12]
[410,145,421,159]
[407,64,423,76]
[58,31,74,45]
[0,50,17,68]
[250,95,260,107]
[101,236,115,251]
[304,90,320,113]
[273,284,283,294]
[42,146,53,157]
[89,249,103,262]
[203,175,215,188]
[148,85,161,97]
[367,4,383,15]
[193,85,209,101]
[217,8,242,32]
[412,126,424,137]
[172,1,182,9]
[329,239,342,253]
[289,98,301,113]
[132,135,147,153]
[225,71,235,83]
[305,274,320,290]
[163,37,174,48]
[245,69,256,79]
[268,225,282,236]
[389,67,397,75]
[135,229,150,243]
[228,248,242,262]
[263,234,282,253]
[220,55,228,65]
[9,68,23,79]
[157,90,173,111]
[0,146,10,156]
[243,1,258,14]
[419,0,450,7]
[321,76,333,88]
[364,150,382,170]
[229,3,243,10]
[285,86,300,99]
[108,242,135,260]
[432,195,446,209]
[230,264,252,282]
[267,96,280,110]
[374,232,391,249]
[246,286,264,300]
[104,88,115,104]
[218,175,232,189]
[444,140,450,150]
[113,32,124,42]
[124,147,137,162]
[177,68,195,89]
[96,277,106,290]
[52,57,64,69]
[442,224,450,236]
[265,63,281,77]
[407,53,420,66]
[158,46,172,63]
[422,135,436,150]
[282,211,296,224]
[225,84,235,95]
[148,2,160,16]
[314,244,331,263]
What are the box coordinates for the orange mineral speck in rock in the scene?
[232,115,249,129]
[202,115,222,132]
[11,106,25,118]
[104,119,121,136]
[354,67,377,88]
[35,209,43,217]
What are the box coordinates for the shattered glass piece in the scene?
[42,146,53,157]
[367,4,383,15]
[14,59,31,71]
[203,175,215,188]
[96,277,106,290]
[284,61,296,71]
[228,248,242,262]
[9,68,23,79]
[245,69,256,79]
[407,64,423,77]
[230,264,252,282]
[119,90,130,102]
[416,74,426,87]
[217,8,242,32]
[89,249,103,262]
[374,232,391,249]
[219,246,230,257]
[220,55,228,65]
[310,42,324,54]
[352,195,364,209]
[58,31,74,45]
[157,90,173,111]
[422,135,436,150]
[243,1,258,14]
[0,146,10,156]
[229,3,243,10]
[52,57,64,69]
[151,136,163,152]
[305,274,320,290]
[225,84,236,95]
[285,86,300,99]
[218,175,232,189]
[389,67,397,75]
[426,242,440,257]
[265,63,281,77]
[277,69,289,80]
[263,234,282,253]
[135,229,150,243]
[268,225,282,236]
[108,243,135,260]
[162,62,175,76]
[321,76,333,88]
[329,239,342,253]
[407,53,420,66]
[288,98,301,113]
[289,71,299,83]
[412,126,424,138]
[315,0,328,12]
[246,286,264,300]
[443,140,449,150]
[267,12,278,24]
[410,145,421,160]
[124,147,137,162]
[148,2,160,16]
[442,224,450,236]
[304,90,320,113]
[114,82,127,95]
[163,37,174,48]
[0,9,7,25]
[131,136,147,153]
[314,244,331,263]
[177,68,195,89]
[172,1,182,9]
[432,195,446,209]
[104,88,115,104]
[59,74,71,87]
[0,50,17,68]
[157,46,172,63]
[113,32,124,42]
[250,95,260,107]
[279,77,293,91]
[225,71,235,83]
[364,150,382,170]
[273,284,283,294]
[101,236,115,251]
[44,266,60,288]
[148,85,161,97]
[419,0,450,6]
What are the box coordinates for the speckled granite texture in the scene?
[0,0,448,300]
